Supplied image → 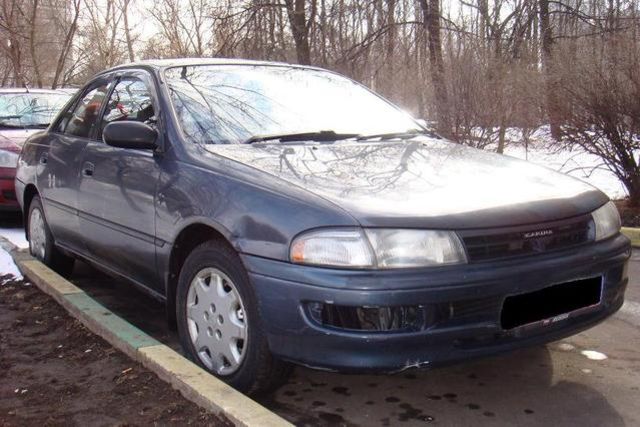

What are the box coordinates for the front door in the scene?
[77,71,162,290]
[39,80,111,253]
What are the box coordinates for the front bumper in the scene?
[241,234,630,372]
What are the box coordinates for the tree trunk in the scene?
[385,0,396,96]
[123,0,136,62]
[29,0,43,87]
[284,0,312,65]
[540,0,562,139]
[625,176,640,207]
[52,0,81,89]
[419,0,450,135]
[496,118,507,154]
[8,37,24,87]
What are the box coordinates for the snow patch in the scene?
[557,343,575,352]
[468,126,629,200]
[581,350,608,361]
[504,145,627,200]
[0,246,22,283]
[0,227,28,249]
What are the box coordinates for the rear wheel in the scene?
[27,195,74,276]
[176,240,291,395]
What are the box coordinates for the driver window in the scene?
[63,84,110,138]
[100,78,155,138]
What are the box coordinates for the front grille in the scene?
[461,216,593,262]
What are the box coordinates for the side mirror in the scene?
[103,121,157,150]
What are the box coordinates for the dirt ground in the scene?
[0,275,230,427]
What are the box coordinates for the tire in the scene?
[27,195,75,277]
[176,240,291,395]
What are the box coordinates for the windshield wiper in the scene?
[243,130,360,144]
[0,115,24,129]
[24,123,49,129]
[356,128,440,141]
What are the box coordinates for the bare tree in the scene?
[121,0,136,62]
[52,0,81,88]
[0,0,26,86]
[147,0,211,57]
[419,0,450,135]
[284,0,316,65]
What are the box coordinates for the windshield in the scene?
[0,92,70,128]
[164,65,420,144]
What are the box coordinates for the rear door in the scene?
[77,70,162,290]
[39,79,111,254]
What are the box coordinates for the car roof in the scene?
[98,57,324,75]
[0,87,70,95]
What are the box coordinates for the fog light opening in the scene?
[307,302,423,332]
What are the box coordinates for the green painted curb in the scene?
[64,292,161,350]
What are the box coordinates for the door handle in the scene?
[39,153,48,164]
[82,161,95,177]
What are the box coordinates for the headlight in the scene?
[290,228,467,269]
[0,150,18,168]
[290,229,374,268]
[591,201,621,241]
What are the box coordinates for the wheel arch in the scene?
[165,221,237,327]
[22,184,40,239]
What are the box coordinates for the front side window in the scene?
[164,65,420,145]
[0,92,70,129]
[101,78,155,135]
[64,85,110,138]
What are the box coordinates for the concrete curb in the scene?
[9,249,291,427]
[621,227,640,248]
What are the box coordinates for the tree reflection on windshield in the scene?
[0,93,70,128]
[164,65,420,145]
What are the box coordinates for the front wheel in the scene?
[27,195,74,276]
[176,240,291,395]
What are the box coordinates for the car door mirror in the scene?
[103,121,158,150]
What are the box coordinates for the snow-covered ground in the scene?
[2,227,28,249]
[505,145,626,200]
[0,248,22,283]
[477,126,627,200]
[0,224,27,283]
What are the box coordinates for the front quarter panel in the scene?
[155,154,359,263]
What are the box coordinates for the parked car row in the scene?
[8,59,631,395]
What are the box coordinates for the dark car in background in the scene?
[15,59,631,394]
[0,88,70,211]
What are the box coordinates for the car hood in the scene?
[205,138,607,229]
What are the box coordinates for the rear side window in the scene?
[100,78,154,137]
[63,85,110,138]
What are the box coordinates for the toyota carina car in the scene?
[15,59,631,394]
